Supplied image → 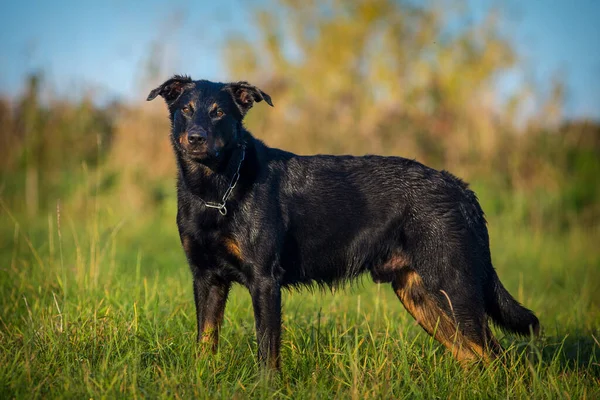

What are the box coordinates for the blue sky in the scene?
[1,0,598,120]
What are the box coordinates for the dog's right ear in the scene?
[146,75,193,104]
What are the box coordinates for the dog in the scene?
[147,75,540,369]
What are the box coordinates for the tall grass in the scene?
[1,1,599,396]
[0,187,598,398]
[0,87,598,396]
[1,74,599,400]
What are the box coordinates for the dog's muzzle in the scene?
[187,130,206,145]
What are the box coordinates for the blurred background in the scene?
[1,3,599,395]
[0,0,598,271]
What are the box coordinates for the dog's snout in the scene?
[187,130,207,144]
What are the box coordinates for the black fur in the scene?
[147,76,540,369]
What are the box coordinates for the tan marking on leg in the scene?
[268,351,280,370]
[200,322,217,345]
[199,286,229,353]
[200,322,214,342]
[394,269,483,364]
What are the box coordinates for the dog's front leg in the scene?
[193,276,231,353]
[250,278,282,370]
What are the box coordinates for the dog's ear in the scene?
[147,75,193,104]
[225,81,273,116]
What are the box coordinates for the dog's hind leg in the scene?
[392,268,496,364]
[484,322,504,357]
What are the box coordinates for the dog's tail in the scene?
[447,171,540,336]
[485,269,540,336]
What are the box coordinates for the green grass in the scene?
[1,194,599,399]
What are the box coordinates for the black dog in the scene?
[147,75,539,369]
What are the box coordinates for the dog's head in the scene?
[147,76,273,161]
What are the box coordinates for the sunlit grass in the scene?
[1,195,598,398]
[1,2,598,395]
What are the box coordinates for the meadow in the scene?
[0,182,599,399]
[0,113,598,398]
[1,1,600,397]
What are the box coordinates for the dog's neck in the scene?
[176,142,250,204]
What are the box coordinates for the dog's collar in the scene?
[198,143,246,216]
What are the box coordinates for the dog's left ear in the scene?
[147,75,193,104]
[226,81,273,116]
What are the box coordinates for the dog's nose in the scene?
[187,131,206,144]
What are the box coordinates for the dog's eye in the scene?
[182,106,193,116]
[216,108,224,118]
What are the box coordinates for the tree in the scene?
[225,0,520,170]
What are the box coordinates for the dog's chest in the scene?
[179,207,248,270]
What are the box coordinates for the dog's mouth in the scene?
[185,147,206,156]
[177,132,203,157]
[184,146,210,160]
[178,133,223,160]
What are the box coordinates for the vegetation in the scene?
[1,0,598,397]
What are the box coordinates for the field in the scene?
[1,178,599,398]
[1,1,600,396]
